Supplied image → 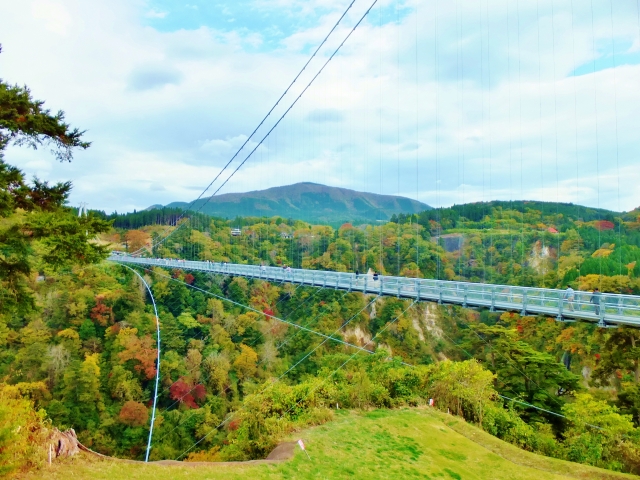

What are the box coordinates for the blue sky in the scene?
[142,0,409,51]
[1,0,639,214]
[571,39,640,76]
[144,0,318,49]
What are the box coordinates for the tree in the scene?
[203,352,230,394]
[592,327,640,387]
[108,365,143,401]
[118,401,149,427]
[464,323,581,421]
[0,384,49,476]
[426,360,496,424]
[233,344,258,381]
[90,295,113,326]
[0,47,110,316]
[124,229,150,254]
[0,50,89,160]
[562,393,639,471]
[78,318,97,341]
[169,377,206,409]
[114,327,158,380]
[45,344,70,389]
[61,353,103,429]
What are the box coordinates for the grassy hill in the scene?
[25,408,634,480]
[160,182,431,224]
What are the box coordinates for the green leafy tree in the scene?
[0,46,110,315]
[61,353,103,429]
[465,323,581,421]
[563,393,639,471]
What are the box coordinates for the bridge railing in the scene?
[109,256,640,326]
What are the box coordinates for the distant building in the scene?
[280,232,293,239]
[231,228,242,236]
[547,227,558,234]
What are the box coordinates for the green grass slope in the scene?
[27,408,635,480]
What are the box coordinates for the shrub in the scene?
[562,393,640,472]
[0,384,49,476]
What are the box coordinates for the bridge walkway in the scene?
[109,256,640,327]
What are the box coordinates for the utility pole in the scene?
[78,202,88,217]
[78,202,89,236]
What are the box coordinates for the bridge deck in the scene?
[109,256,640,327]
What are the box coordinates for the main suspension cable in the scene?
[141,0,379,255]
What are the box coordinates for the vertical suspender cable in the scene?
[434,0,441,280]
[415,0,419,273]
[609,0,622,285]
[516,0,525,286]
[536,0,545,281]
[397,0,401,276]
[506,0,514,282]
[456,0,463,280]
[379,1,383,274]
[570,0,581,282]
[461,0,467,281]
[486,0,494,285]
[551,0,561,287]
[480,0,486,285]
[589,0,602,289]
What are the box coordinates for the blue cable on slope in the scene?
[120,265,162,462]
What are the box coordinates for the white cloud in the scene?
[0,0,638,214]
[146,9,168,19]
[31,0,72,36]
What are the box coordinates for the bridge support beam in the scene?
[556,292,564,322]
[490,287,495,312]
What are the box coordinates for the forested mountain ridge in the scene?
[153,182,431,224]
[109,195,640,293]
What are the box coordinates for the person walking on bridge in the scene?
[590,288,602,316]
[564,286,575,311]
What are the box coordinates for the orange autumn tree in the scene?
[125,229,150,253]
[118,400,149,427]
[114,327,157,379]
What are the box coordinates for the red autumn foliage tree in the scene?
[118,400,149,427]
[169,377,206,409]
[90,295,113,326]
[594,220,615,231]
[184,273,195,285]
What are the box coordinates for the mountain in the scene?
[160,182,431,224]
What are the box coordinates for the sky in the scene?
[1,0,639,214]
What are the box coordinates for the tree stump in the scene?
[50,428,80,457]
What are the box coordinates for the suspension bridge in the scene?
[111,255,640,327]
[96,0,640,463]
